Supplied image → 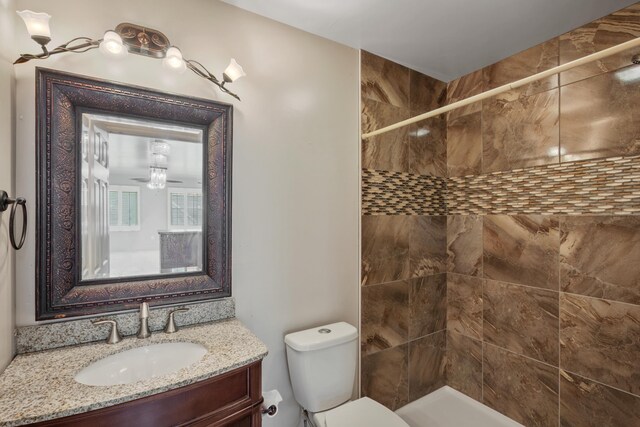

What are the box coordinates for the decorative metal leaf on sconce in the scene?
[15,11,246,100]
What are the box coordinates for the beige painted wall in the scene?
[0,0,16,373]
[12,0,359,425]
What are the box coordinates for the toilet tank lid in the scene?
[285,322,358,351]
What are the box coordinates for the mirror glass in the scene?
[80,113,205,281]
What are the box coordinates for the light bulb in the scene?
[223,58,246,83]
[99,31,127,58]
[17,10,51,43]
[163,47,186,73]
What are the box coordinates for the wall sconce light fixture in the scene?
[15,11,246,100]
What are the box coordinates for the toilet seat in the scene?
[313,397,409,427]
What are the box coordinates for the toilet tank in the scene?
[285,322,358,413]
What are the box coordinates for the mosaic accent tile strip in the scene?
[362,169,447,215]
[362,155,640,216]
[448,155,640,215]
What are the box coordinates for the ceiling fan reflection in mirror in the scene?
[130,177,183,184]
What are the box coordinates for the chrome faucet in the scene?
[137,302,152,339]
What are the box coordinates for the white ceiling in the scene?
[109,135,203,187]
[85,114,204,187]
[222,0,637,81]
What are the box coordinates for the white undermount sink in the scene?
[74,342,208,386]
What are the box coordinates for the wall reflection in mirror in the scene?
[80,113,205,281]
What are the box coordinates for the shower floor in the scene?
[395,386,523,427]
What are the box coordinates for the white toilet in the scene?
[285,322,409,427]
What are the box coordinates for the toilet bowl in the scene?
[284,322,409,427]
[311,397,408,427]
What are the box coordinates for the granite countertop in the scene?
[0,318,268,426]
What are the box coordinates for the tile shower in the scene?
[361,3,640,426]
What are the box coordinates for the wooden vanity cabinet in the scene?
[32,361,263,427]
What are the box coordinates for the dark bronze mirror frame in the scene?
[36,68,232,320]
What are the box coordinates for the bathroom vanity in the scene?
[0,319,268,426]
[33,362,262,426]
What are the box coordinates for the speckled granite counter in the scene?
[0,318,268,426]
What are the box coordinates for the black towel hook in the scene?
[0,190,27,250]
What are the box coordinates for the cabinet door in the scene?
[227,416,252,427]
[189,404,261,427]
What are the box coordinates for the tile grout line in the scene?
[559,290,640,309]
[477,340,640,401]
[480,213,485,404]
[407,328,448,345]
[363,328,449,359]
[561,368,640,400]
[483,340,559,370]
[558,204,562,427]
[362,271,447,288]
[480,272,640,310]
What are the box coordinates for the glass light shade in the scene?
[17,10,51,39]
[99,31,127,57]
[150,140,171,156]
[151,153,168,167]
[223,58,246,82]
[147,167,167,190]
[163,47,186,73]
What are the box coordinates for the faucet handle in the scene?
[164,308,190,334]
[92,319,123,344]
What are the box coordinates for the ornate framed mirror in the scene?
[36,68,232,320]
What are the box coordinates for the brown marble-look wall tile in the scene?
[447,331,482,401]
[409,69,446,113]
[484,215,560,290]
[361,280,409,356]
[560,370,640,427]
[362,345,409,411]
[560,293,640,396]
[559,4,640,86]
[409,215,447,278]
[447,111,482,177]
[482,89,559,173]
[362,98,410,172]
[447,274,483,340]
[483,343,559,427]
[408,331,447,402]
[484,39,559,100]
[409,116,447,177]
[362,215,411,286]
[560,68,640,163]
[361,50,409,108]
[483,279,559,364]
[560,216,640,305]
[447,215,482,276]
[446,69,483,121]
[409,275,446,340]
